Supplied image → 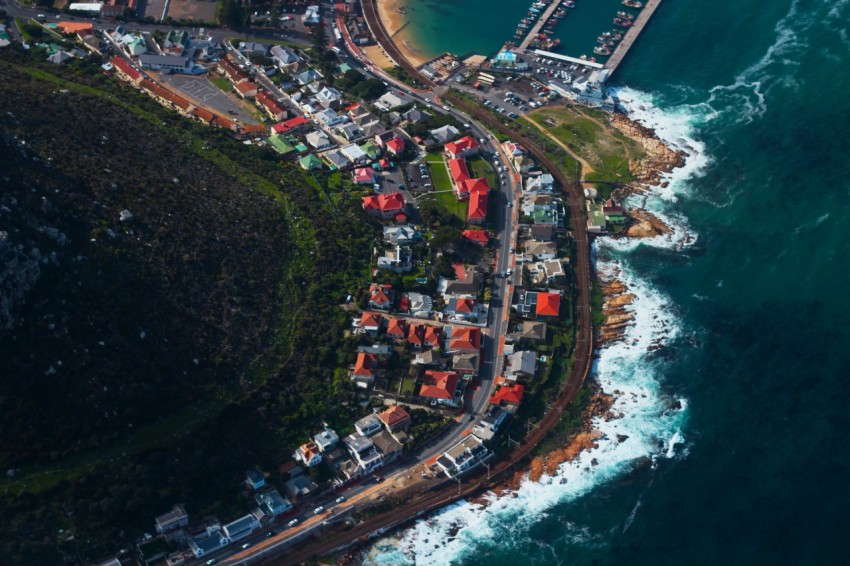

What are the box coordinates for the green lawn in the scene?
[209,74,232,93]
[467,155,497,188]
[427,158,468,222]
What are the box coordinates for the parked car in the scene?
[314,506,325,515]
[336,496,346,503]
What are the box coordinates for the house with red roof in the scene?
[386,318,408,341]
[445,136,479,159]
[424,325,442,349]
[419,370,460,403]
[295,441,323,467]
[535,292,561,318]
[458,177,490,200]
[462,229,489,246]
[352,352,377,388]
[377,405,411,433]
[467,191,488,225]
[448,158,471,198]
[111,56,142,85]
[385,137,405,156]
[357,312,384,334]
[271,115,309,135]
[407,324,425,349]
[445,297,477,321]
[256,91,287,121]
[354,167,377,185]
[361,192,406,220]
[489,383,525,409]
[234,80,258,99]
[446,326,481,353]
[368,283,393,311]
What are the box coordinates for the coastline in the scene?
[373,0,430,68]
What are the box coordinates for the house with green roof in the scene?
[294,142,309,154]
[359,140,381,160]
[299,154,324,171]
[586,203,606,233]
[267,134,295,156]
[532,207,558,226]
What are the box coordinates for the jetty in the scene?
[518,0,564,51]
[604,0,663,75]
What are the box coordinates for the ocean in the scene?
[365,0,850,563]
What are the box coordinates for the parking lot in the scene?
[156,73,258,124]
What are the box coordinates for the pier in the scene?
[518,0,564,51]
[604,0,663,75]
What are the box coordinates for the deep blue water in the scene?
[368,0,850,563]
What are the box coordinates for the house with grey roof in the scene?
[238,41,269,56]
[323,149,349,169]
[306,130,332,150]
[270,44,301,71]
[295,68,323,85]
[403,106,432,124]
[254,490,292,517]
[507,350,537,381]
[430,124,460,144]
[374,91,413,112]
[317,86,343,109]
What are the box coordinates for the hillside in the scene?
[0,48,373,564]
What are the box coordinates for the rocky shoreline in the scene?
[610,112,687,195]
[598,271,637,345]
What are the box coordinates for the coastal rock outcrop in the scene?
[624,208,672,239]
[610,113,686,193]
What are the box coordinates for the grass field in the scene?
[468,155,497,188]
[209,74,232,93]
[527,105,645,183]
[427,157,468,222]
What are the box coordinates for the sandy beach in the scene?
[374,0,430,67]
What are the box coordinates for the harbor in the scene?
[604,0,663,75]
[517,0,569,51]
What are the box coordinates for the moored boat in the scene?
[622,0,643,7]
[616,11,636,19]
[593,45,612,55]
[613,17,633,27]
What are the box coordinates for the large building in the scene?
[437,435,491,477]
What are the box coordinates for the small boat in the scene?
[617,11,636,19]
[613,17,633,27]
[610,31,623,40]
[564,1,576,8]
[622,0,643,7]
[593,45,612,55]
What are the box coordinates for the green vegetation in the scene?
[467,155,497,188]
[334,69,387,99]
[0,46,376,563]
[209,73,233,93]
[528,105,645,184]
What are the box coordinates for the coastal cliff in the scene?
[610,112,686,192]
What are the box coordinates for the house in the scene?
[445,136,479,159]
[407,323,442,349]
[337,123,365,142]
[342,143,369,164]
[361,192,406,220]
[587,202,607,233]
[303,4,320,25]
[295,441,322,467]
[507,350,537,380]
[404,293,434,318]
[284,473,318,499]
[315,108,345,127]
[445,297,477,320]
[424,325,443,349]
[302,131,330,151]
[378,405,411,432]
[462,229,489,245]
[385,137,405,156]
[323,149,350,169]
[374,91,413,111]
[603,199,627,223]
[524,240,558,261]
[430,124,460,144]
[267,134,296,156]
[542,259,565,282]
[271,116,310,135]
[111,56,142,85]
[402,107,432,124]
[245,469,266,490]
[525,173,555,193]
[234,80,258,99]
[189,528,229,558]
[155,504,189,534]
[459,177,490,200]
[256,91,287,121]
[490,383,525,408]
[313,428,340,452]
[531,224,555,241]
[520,320,547,342]
[467,191,488,225]
[355,414,383,437]
[352,352,376,387]
[412,349,439,366]
[386,317,408,341]
[383,225,419,245]
[368,283,394,310]
[377,245,413,273]
[354,167,377,185]
[535,292,561,318]
[452,352,480,378]
[343,433,384,474]
[473,405,508,440]
[238,41,269,56]
[359,140,381,160]
[317,86,343,109]
[357,312,384,334]
[254,490,292,517]
[270,44,301,71]
[222,514,261,543]
[295,68,323,85]
[419,370,460,402]
[502,140,533,174]
[371,430,403,462]
[438,264,482,297]
[448,158,471,194]
[436,434,491,478]
[446,326,481,353]
[299,154,324,171]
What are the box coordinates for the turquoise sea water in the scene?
[368,0,850,563]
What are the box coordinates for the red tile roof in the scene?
[354,167,376,184]
[361,192,405,213]
[448,158,471,185]
[489,383,525,406]
[239,123,267,137]
[385,137,405,154]
[454,298,475,313]
[535,292,561,317]
[111,56,140,80]
[369,283,393,307]
[256,91,286,118]
[271,115,309,134]
[449,326,481,351]
[462,229,489,245]
[420,370,459,400]
[386,318,408,338]
[359,312,383,329]
[353,352,376,376]
[445,135,478,157]
[467,191,488,222]
[378,405,411,430]
[190,106,215,123]
[235,80,257,94]
[460,177,490,195]
[407,323,425,347]
[424,325,442,347]
[452,263,468,280]
[58,21,94,34]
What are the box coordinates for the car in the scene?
[266,530,276,537]
[479,138,486,144]
[241,542,252,549]
[463,123,471,128]
[507,202,513,208]
[287,518,299,527]
[336,496,346,503]
[424,183,432,188]
[314,506,325,515]
[206,560,217,566]
[376,476,385,482]
[467,414,475,421]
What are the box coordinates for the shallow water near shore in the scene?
[367,0,850,563]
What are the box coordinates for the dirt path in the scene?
[521,115,596,179]
[569,105,636,162]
